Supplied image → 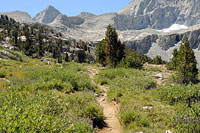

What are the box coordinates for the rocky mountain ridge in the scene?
[33,5,61,24]
[1,0,200,65]
[117,0,200,29]
[0,11,34,24]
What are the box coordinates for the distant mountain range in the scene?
[1,0,200,66]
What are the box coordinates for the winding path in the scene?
[88,66,122,133]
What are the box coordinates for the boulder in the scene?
[154,73,164,79]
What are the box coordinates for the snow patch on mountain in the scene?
[160,24,188,33]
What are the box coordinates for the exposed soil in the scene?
[88,66,123,133]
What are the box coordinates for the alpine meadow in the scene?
[1,0,200,133]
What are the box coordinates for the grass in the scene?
[0,90,103,132]
[96,68,156,101]
[96,66,200,132]
[0,51,103,132]
[0,70,6,78]
[145,66,162,72]
[96,68,175,132]
[154,83,200,132]
[2,47,200,132]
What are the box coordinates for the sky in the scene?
[0,0,132,17]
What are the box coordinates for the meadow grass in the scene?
[0,53,103,132]
[96,68,176,132]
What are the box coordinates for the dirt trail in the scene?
[88,66,122,133]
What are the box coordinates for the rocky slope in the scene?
[33,5,61,24]
[77,12,96,20]
[117,0,200,30]
[49,14,72,31]
[2,0,200,65]
[0,11,34,24]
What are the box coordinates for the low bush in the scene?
[0,59,103,132]
[157,84,200,106]
[120,109,137,125]
[0,70,6,78]
[156,83,200,132]
[97,68,156,101]
[8,62,94,92]
[0,90,102,132]
[145,66,162,72]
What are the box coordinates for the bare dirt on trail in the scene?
[88,66,123,133]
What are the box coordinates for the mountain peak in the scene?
[77,12,96,19]
[33,5,61,24]
[116,0,200,30]
[0,10,34,24]
[46,5,57,11]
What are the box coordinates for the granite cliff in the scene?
[2,0,200,65]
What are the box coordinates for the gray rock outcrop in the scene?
[67,17,84,25]
[33,5,61,24]
[77,12,96,20]
[0,11,34,24]
[49,14,72,31]
[3,0,200,66]
[117,0,200,30]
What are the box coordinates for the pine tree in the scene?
[166,48,180,70]
[104,25,124,67]
[53,47,59,59]
[58,54,63,64]
[57,50,62,64]
[177,35,198,84]
[75,50,86,63]
[96,40,106,65]
[152,56,165,65]
[65,52,69,62]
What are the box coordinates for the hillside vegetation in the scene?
[0,15,95,63]
[94,25,200,133]
[0,49,103,132]
[1,16,200,133]
[95,65,200,132]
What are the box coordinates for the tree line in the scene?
[0,15,92,63]
[96,25,198,84]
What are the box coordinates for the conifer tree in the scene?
[65,52,69,62]
[96,40,106,65]
[104,25,124,67]
[75,50,86,63]
[167,48,180,70]
[177,35,198,84]
[58,55,63,64]
[57,50,62,63]
[171,49,179,69]
[152,56,165,65]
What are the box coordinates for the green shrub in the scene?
[139,119,150,127]
[120,109,137,125]
[157,84,200,106]
[97,68,156,101]
[172,104,200,132]
[0,90,97,132]
[0,70,6,78]
[118,50,146,69]
[145,66,162,72]
[84,102,104,121]
[9,63,94,92]
[98,78,108,85]
[96,68,177,132]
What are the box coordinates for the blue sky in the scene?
[0,0,132,17]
